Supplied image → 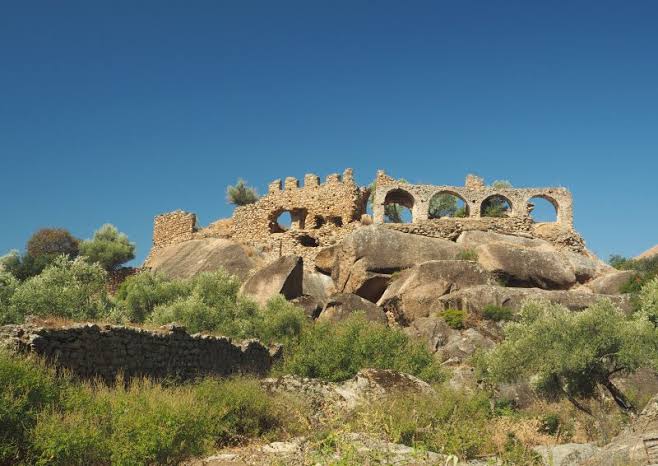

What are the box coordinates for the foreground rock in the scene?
[582,394,658,465]
[240,256,304,306]
[438,285,632,314]
[378,260,495,322]
[189,433,449,466]
[318,293,387,323]
[533,443,599,466]
[261,368,434,414]
[146,238,263,280]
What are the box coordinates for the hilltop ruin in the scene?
[145,169,583,269]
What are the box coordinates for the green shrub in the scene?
[280,313,444,383]
[537,413,560,435]
[352,388,492,459]
[0,351,64,464]
[457,248,478,261]
[483,299,658,413]
[256,295,308,345]
[442,309,467,329]
[79,224,135,271]
[0,271,19,324]
[482,304,514,322]
[113,271,191,323]
[9,256,108,323]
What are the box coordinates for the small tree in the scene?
[226,179,259,206]
[483,299,658,414]
[26,228,79,260]
[79,224,135,271]
[482,180,513,217]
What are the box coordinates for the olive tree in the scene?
[483,298,658,414]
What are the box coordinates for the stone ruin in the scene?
[146,168,582,270]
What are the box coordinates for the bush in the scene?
[256,295,308,345]
[79,224,135,271]
[482,304,514,322]
[8,256,108,323]
[442,309,467,329]
[226,179,259,206]
[352,388,492,459]
[609,254,658,295]
[483,298,658,413]
[280,313,444,383]
[638,277,658,324]
[27,228,79,260]
[457,248,478,261]
[113,271,191,323]
[0,351,64,464]
[0,271,18,324]
[1,249,59,281]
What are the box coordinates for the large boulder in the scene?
[476,242,577,289]
[438,285,632,314]
[586,270,635,295]
[146,238,263,280]
[378,260,495,322]
[318,293,387,323]
[240,256,303,306]
[457,230,552,250]
[303,271,336,304]
[331,226,463,296]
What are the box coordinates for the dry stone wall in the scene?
[0,323,276,382]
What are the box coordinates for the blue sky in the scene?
[1,1,657,264]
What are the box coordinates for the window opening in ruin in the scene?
[383,188,414,223]
[313,216,326,229]
[528,196,558,223]
[428,191,469,219]
[271,211,292,233]
[481,195,512,218]
[297,234,319,247]
[327,216,343,227]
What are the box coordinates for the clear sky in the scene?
[1,1,657,264]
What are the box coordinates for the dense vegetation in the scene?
[610,253,658,295]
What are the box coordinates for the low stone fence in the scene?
[0,323,278,382]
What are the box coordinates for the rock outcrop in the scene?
[240,255,304,306]
[377,260,495,322]
[318,293,386,323]
[438,285,632,314]
[146,238,263,280]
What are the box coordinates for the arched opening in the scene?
[527,195,558,223]
[383,188,414,223]
[481,195,512,218]
[428,191,469,219]
[270,211,292,233]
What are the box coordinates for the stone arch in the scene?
[526,194,560,223]
[428,190,470,219]
[383,188,415,223]
[480,194,513,218]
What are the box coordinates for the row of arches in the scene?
[380,189,559,224]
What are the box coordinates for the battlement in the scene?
[267,168,355,194]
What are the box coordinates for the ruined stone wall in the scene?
[0,323,276,382]
[372,170,574,229]
[144,210,198,267]
[228,168,366,268]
